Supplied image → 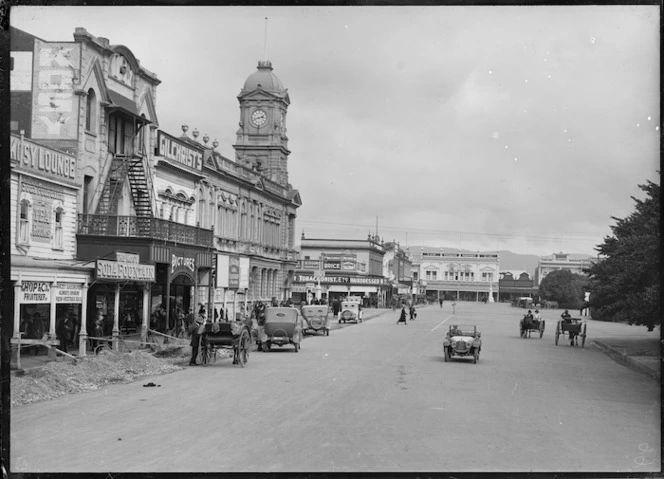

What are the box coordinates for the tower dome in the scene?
[242,60,285,93]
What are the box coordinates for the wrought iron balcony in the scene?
[77,214,213,247]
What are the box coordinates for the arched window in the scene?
[86,89,97,133]
[19,199,31,244]
[53,207,64,250]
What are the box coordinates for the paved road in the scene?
[10,302,660,473]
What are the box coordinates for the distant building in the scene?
[293,234,388,306]
[498,271,538,302]
[535,253,594,285]
[382,241,414,302]
[411,247,500,302]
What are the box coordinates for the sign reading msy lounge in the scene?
[10,134,77,182]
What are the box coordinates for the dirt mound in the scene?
[11,350,183,407]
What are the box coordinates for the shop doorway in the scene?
[169,274,193,337]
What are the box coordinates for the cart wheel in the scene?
[443,347,448,362]
[201,346,208,366]
[540,320,545,338]
[555,331,559,345]
[236,330,249,367]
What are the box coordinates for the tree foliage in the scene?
[539,269,588,310]
[586,178,660,330]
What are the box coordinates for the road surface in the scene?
[10,302,660,473]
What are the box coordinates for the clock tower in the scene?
[234,60,291,186]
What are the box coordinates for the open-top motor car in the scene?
[443,324,482,363]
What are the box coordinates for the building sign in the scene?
[115,252,140,264]
[171,253,196,278]
[341,261,355,270]
[239,257,250,289]
[157,131,203,171]
[323,260,341,270]
[302,259,320,270]
[96,259,156,282]
[55,283,82,303]
[216,254,230,288]
[229,256,240,289]
[295,275,386,285]
[21,179,67,243]
[11,135,77,182]
[20,281,51,303]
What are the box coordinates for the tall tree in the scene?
[539,269,587,310]
[586,178,660,330]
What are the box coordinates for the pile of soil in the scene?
[11,349,186,407]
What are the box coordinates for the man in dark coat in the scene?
[188,316,205,366]
[396,306,407,325]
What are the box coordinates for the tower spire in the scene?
[263,17,268,62]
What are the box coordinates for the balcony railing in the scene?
[78,214,213,247]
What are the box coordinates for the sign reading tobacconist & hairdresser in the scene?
[96,254,156,282]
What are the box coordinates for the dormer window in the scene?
[111,54,133,85]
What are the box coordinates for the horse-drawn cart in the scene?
[201,321,252,367]
[555,318,587,347]
[520,315,545,339]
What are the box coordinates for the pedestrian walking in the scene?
[409,305,416,321]
[439,297,444,308]
[396,306,407,325]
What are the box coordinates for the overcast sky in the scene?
[11,5,660,256]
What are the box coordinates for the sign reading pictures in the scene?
[96,259,156,282]
[171,253,196,277]
[157,130,203,171]
[20,281,51,303]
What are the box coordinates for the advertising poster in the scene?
[216,254,229,288]
[238,257,250,289]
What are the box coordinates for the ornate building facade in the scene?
[411,246,500,302]
[10,26,301,361]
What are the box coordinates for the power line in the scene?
[296,219,605,242]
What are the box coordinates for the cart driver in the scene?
[533,309,542,323]
[561,310,572,323]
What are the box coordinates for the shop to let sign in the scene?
[55,283,82,303]
[21,281,50,303]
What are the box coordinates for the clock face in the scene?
[251,109,267,127]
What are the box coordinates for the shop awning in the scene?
[107,90,151,124]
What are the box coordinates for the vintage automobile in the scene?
[443,324,482,364]
[259,307,303,352]
[338,297,363,324]
[300,305,330,336]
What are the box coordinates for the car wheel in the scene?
[555,331,559,345]
[473,349,478,364]
[443,347,448,362]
